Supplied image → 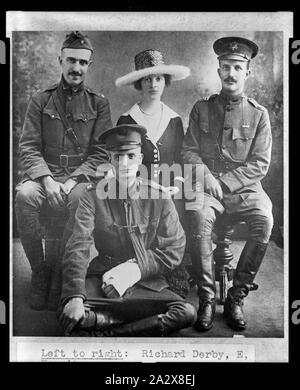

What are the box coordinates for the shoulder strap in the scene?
[52,90,83,155]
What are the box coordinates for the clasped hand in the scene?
[204,174,223,200]
[42,176,77,210]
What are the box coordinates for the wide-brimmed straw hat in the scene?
[115,49,190,87]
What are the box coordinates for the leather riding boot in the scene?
[195,297,216,331]
[101,301,196,337]
[69,309,123,337]
[19,235,49,310]
[47,260,62,311]
[17,231,50,310]
[224,240,268,330]
[189,234,216,331]
[30,262,50,310]
[15,204,50,309]
[102,315,165,337]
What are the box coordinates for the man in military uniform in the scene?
[181,37,273,331]
[58,124,196,337]
[15,31,112,311]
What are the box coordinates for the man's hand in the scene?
[59,297,85,336]
[42,176,66,209]
[61,178,78,195]
[204,174,223,200]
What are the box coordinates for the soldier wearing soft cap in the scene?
[15,31,112,311]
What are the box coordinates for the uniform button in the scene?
[66,113,71,119]
[51,114,55,118]
[154,173,159,178]
[221,145,226,149]
[68,96,72,101]
[154,164,159,168]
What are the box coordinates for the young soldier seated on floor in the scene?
[58,124,196,337]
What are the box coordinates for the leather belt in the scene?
[203,157,243,173]
[44,152,86,167]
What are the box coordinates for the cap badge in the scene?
[230,42,239,51]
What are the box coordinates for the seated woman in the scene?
[115,49,190,193]
[115,50,192,293]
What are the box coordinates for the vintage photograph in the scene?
[9,12,290,362]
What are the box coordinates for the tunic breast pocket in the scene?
[73,110,97,145]
[42,108,63,145]
[229,126,256,161]
[73,110,97,124]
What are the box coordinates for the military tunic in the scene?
[19,77,112,183]
[181,92,273,216]
[61,178,186,302]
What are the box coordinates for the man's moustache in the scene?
[224,78,237,83]
[69,72,82,76]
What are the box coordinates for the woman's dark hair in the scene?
[134,74,171,90]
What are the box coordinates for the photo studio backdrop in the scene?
[12,31,283,243]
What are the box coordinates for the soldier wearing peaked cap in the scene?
[58,124,196,337]
[181,36,273,331]
[15,31,112,312]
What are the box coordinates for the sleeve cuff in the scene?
[28,166,53,181]
[219,171,244,193]
[70,168,92,181]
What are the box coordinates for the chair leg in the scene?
[213,224,235,303]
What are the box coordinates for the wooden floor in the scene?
[12,239,284,338]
